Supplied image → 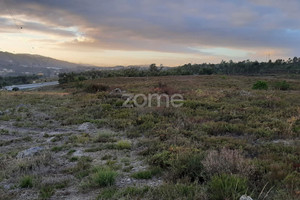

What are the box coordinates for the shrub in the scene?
[69,133,90,144]
[208,174,249,200]
[92,167,118,187]
[17,153,53,173]
[132,170,153,179]
[85,84,109,93]
[272,189,300,200]
[150,183,208,200]
[39,185,55,200]
[102,154,113,160]
[12,87,19,91]
[274,81,290,90]
[97,188,117,199]
[152,85,177,95]
[131,168,161,180]
[169,152,205,182]
[69,157,79,162]
[183,100,202,109]
[202,122,245,136]
[77,76,87,81]
[283,171,300,194]
[150,151,171,168]
[94,132,115,143]
[116,140,132,150]
[265,162,291,185]
[202,148,254,178]
[252,81,268,90]
[19,175,33,188]
[67,156,92,179]
[293,119,300,134]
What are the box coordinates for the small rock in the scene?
[240,195,253,200]
[16,104,27,109]
[118,177,132,186]
[109,88,126,97]
[17,147,44,158]
[46,137,55,143]
[46,131,64,136]
[272,139,293,146]
[73,150,84,157]
[78,122,95,131]
[240,90,252,97]
[110,88,123,94]
[3,184,13,190]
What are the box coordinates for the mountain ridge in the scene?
[0,51,98,77]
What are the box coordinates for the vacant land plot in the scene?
[0,75,299,200]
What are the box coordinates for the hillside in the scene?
[0,51,96,77]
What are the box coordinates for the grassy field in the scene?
[0,75,299,200]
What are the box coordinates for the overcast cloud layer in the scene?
[0,0,299,65]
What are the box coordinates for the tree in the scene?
[149,63,161,75]
[149,63,158,72]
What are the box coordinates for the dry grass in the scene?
[202,148,254,177]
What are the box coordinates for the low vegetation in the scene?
[208,174,248,200]
[0,74,299,199]
[19,175,34,188]
[91,167,118,187]
[252,81,268,90]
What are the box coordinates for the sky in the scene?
[0,0,299,66]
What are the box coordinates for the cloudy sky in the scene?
[0,0,299,66]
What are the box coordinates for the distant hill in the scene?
[0,51,98,77]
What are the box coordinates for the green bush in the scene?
[150,151,171,168]
[51,145,65,152]
[169,152,205,182]
[116,140,132,150]
[274,81,290,90]
[92,167,118,187]
[12,87,20,91]
[69,156,79,162]
[252,81,268,90]
[19,175,33,188]
[208,174,248,200]
[293,119,300,134]
[132,170,153,179]
[131,168,161,180]
[85,84,109,93]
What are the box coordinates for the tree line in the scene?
[57,57,300,84]
[0,75,39,88]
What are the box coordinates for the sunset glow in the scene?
[0,0,299,66]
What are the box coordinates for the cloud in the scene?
[0,0,300,65]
